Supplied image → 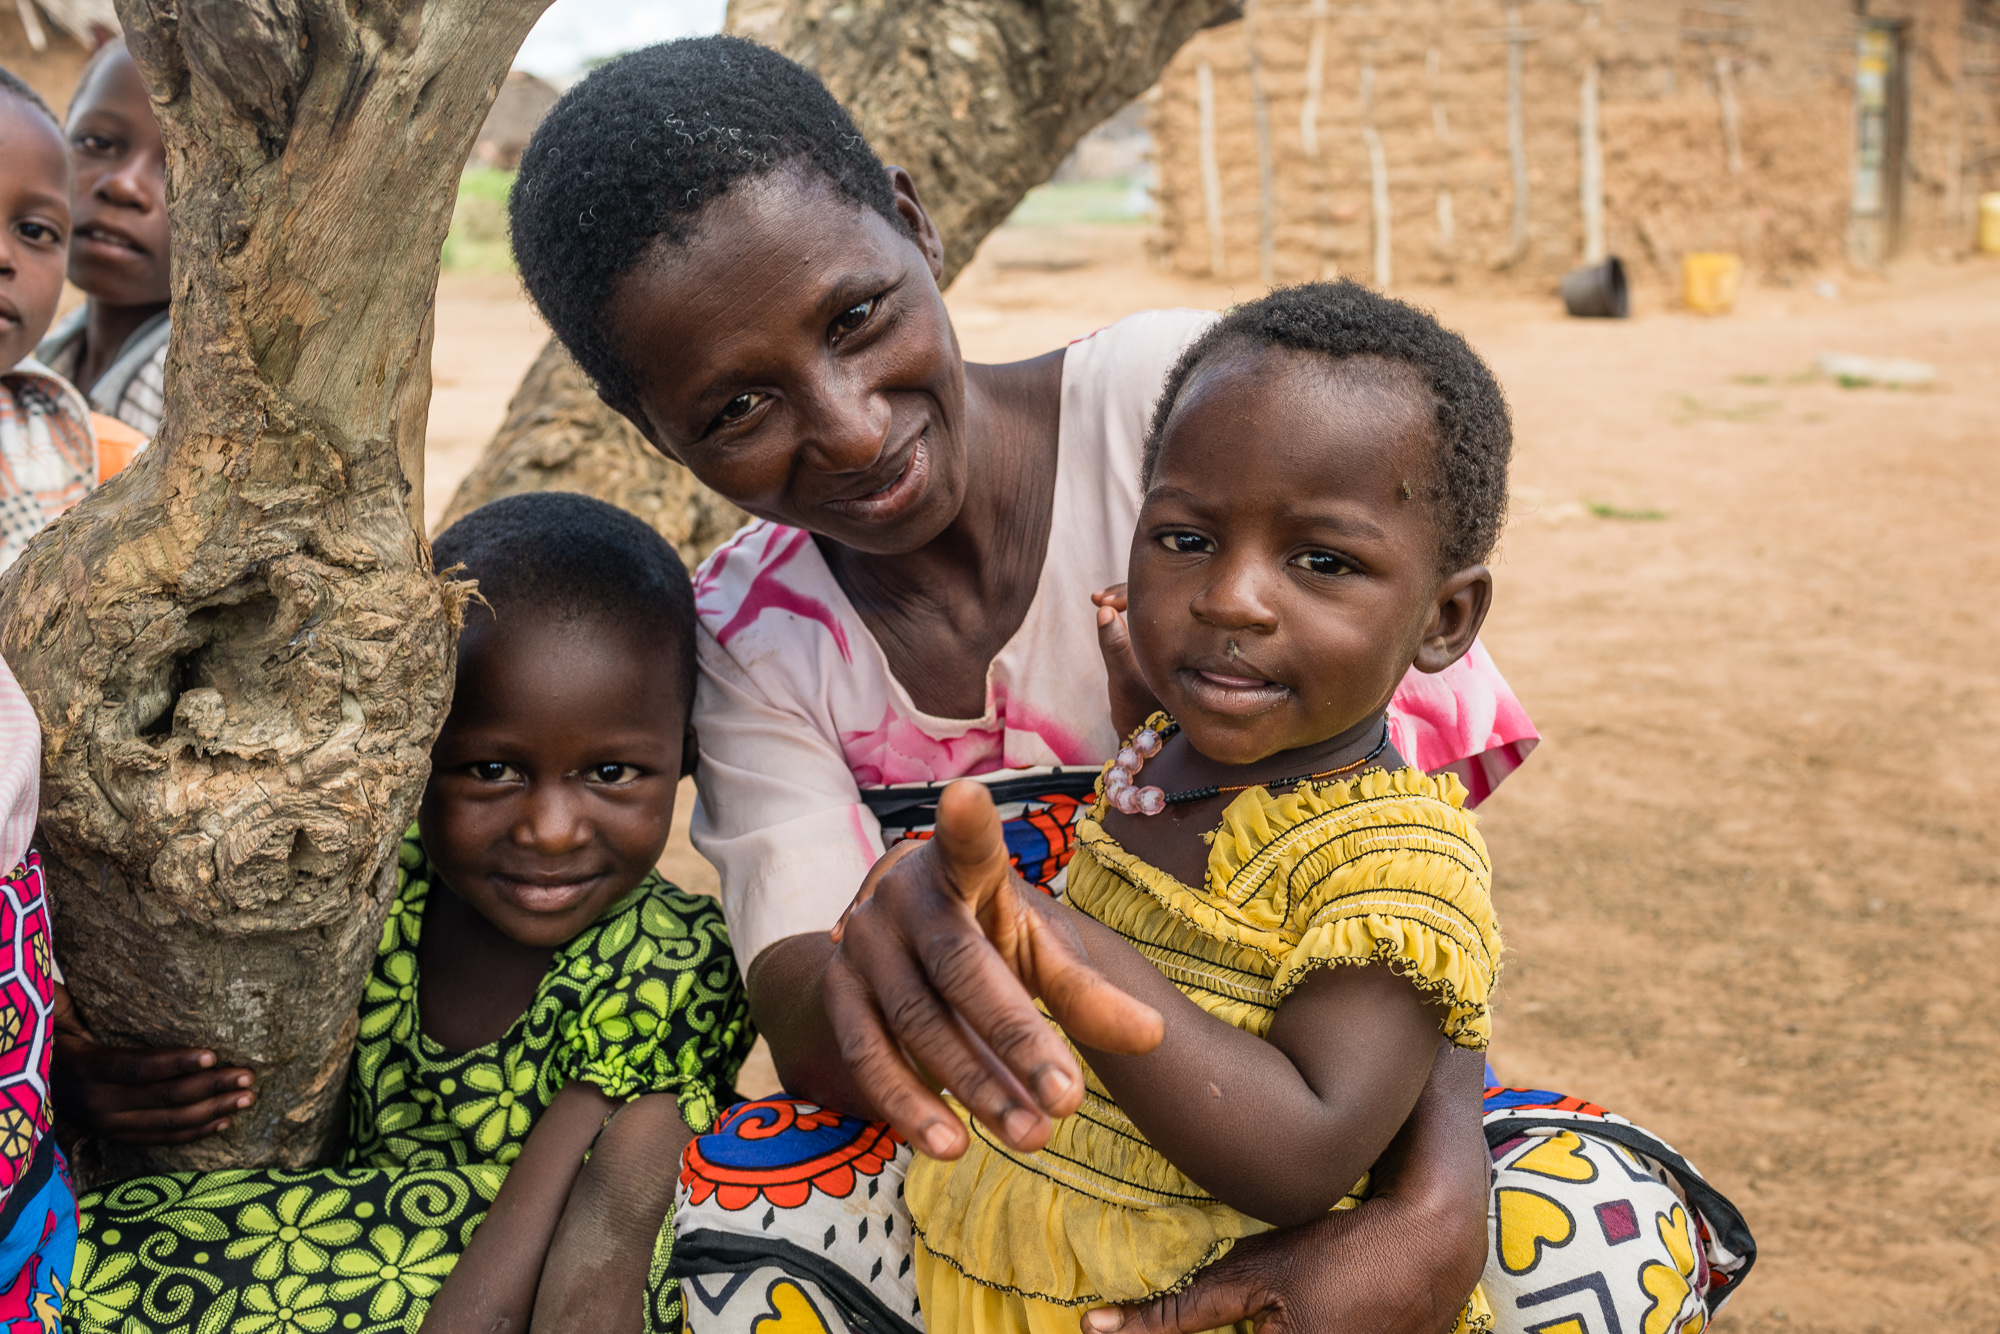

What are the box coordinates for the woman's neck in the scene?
[75,298,167,395]
[821,350,1066,719]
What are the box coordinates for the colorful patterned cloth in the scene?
[0,359,95,573]
[674,1090,1754,1334]
[66,829,755,1334]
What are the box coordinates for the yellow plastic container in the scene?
[1980,193,2000,255]
[1682,252,1742,314]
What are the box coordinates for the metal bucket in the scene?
[1561,256,1629,317]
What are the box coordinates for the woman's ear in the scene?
[885,166,946,283]
[680,721,700,780]
[1413,565,1492,675]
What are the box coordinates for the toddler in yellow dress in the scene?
[904,280,1511,1334]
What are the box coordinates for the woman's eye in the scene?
[717,392,767,424]
[1160,532,1213,555]
[588,764,642,786]
[1292,551,1357,577]
[469,762,520,783]
[830,299,875,337]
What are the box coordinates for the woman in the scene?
[509,36,1751,1334]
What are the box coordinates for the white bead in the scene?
[1104,767,1133,793]
[1135,786,1166,815]
[1112,785,1143,815]
[1116,747,1141,772]
[1133,728,1162,757]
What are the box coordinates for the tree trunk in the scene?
[442,0,1237,544]
[435,340,749,571]
[0,0,548,1177]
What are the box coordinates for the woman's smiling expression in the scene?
[605,167,971,557]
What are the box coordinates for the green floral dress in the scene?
[66,829,754,1334]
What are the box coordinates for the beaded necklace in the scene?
[1104,719,1393,814]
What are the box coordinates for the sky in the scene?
[515,0,727,80]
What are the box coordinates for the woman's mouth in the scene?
[826,432,931,525]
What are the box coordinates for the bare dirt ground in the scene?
[428,231,2000,1334]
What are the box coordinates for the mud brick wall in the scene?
[1150,0,1999,290]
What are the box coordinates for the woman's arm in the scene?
[1087,1043,1490,1334]
[530,1093,693,1334]
[420,1081,617,1333]
[1068,910,1442,1226]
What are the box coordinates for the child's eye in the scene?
[15,221,62,246]
[468,762,521,783]
[1159,532,1213,555]
[74,133,116,155]
[830,298,876,338]
[1291,551,1358,577]
[587,764,643,786]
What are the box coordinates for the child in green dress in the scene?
[55,492,754,1334]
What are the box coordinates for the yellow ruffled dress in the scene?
[905,728,1502,1334]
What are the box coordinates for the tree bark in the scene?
[442,0,1238,545]
[0,0,548,1176]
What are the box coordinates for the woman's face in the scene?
[605,167,971,556]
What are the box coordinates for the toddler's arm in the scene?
[1066,909,1444,1228]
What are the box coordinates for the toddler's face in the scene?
[0,96,71,370]
[419,616,690,949]
[1125,346,1485,767]
[65,47,171,310]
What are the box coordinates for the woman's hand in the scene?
[823,781,1164,1159]
[1084,1044,1490,1334]
[1092,584,1163,739]
[51,982,256,1144]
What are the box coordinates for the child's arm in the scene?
[419,1080,619,1333]
[50,982,257,1143]
[1066,909,1444,1228]
[418,1087,694,1334]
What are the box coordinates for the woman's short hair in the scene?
[510,36,907,420]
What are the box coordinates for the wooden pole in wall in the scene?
[1247,0,1277,286]
[1428,44,1455,257]
[1505,2,1530,264]
[1198,60,1227,277]
[1715,53,1744,176]
[1302,0,1328,161]
[1580,58,1605,263]
[1362,63,1393,288]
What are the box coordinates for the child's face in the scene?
[1126,346,1490,767]
[65,47,171,309]
[419,616,689,949]
[0,95,71,370]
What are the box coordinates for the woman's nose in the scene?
[513,782,591,854]
[1189,552,1279,634]
[800,382,893,476]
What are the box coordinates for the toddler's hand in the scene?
[1092,584,1162,738]
[52,983,256,1144]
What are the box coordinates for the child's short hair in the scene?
[0,67,60,128]
[433,492,699,706]
[510,36,909,420]
[1146,281,1512,571]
